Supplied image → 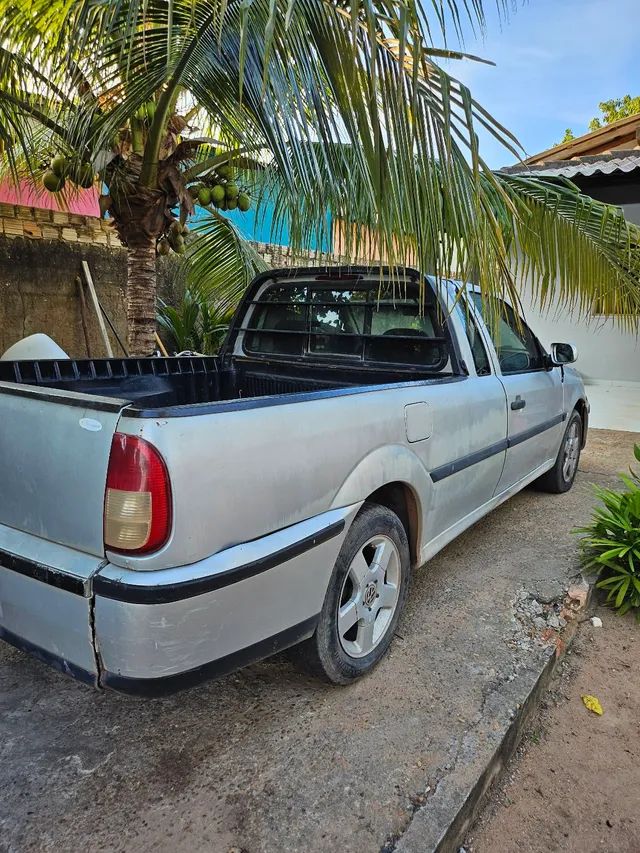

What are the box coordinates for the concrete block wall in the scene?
[0,202,124,248]
[0,235,128,358]
[0,207,346,358]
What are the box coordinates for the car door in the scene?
[469,293,564,493]
[414,289,508,545]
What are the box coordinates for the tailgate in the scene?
[0,382,129,556]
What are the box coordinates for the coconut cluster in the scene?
[42,154,95,193]
[157,220,189,256]
[189,164,251,213]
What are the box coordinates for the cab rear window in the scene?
[241,279,449,368]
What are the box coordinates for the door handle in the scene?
[511,396,526,411]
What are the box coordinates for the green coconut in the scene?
[50,154,67,177]
[225,183,239,201]
[198,186,212,206]
[216,163,231,180]
[237,193,251,212]
[43,171,65,192]
[210,184,226,206]
[74,162,95,189]
[157,238,171,256]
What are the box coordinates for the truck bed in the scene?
[0,355,448,412]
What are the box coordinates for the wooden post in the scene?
[76,275,92,358]
[81,260,114,358]
[154,332,169,358]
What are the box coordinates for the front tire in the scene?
[535,410,582,494]
[293,503,410,684]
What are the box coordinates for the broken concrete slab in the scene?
[0,429,635,853]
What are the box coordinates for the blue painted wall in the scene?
[190,191,331,251]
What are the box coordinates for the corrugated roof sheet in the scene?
[501,153,640,179]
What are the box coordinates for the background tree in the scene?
[1,1,640,355]
[561,94,640,142]
[589,95,640,131]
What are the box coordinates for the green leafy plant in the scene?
[575,444,640,618]
[158,212,268,354]
[157,289,232,355]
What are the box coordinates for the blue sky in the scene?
[448,0,640,168]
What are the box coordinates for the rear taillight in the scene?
[104,433,172,554]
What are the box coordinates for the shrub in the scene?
[157,288,232,355]
[575,444,640,618]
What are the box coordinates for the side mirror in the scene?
[550,342,578,366]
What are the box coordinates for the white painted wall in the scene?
[520,283,640,383]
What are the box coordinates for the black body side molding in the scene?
[430,413,567,483]
[0,549,86,596]
[94,519,345,605]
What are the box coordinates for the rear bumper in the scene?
[100,615,319,696]
[0,529,101,684]
[0,624,96,686]
[0,507,356,695]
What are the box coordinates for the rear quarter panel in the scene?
[112,385,435,570]
[111,373,505,572]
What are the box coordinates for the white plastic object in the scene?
[1,334,69,361]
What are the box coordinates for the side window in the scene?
[470,294,544,374]
[457,306,491,376]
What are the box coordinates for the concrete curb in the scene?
[394,581,592,853]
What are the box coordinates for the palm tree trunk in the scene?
[126,241,157,356]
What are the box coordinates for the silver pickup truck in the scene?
[0,266,588,695]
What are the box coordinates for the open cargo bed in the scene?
[0,355,448,411]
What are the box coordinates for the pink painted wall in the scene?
[0,178,99,216]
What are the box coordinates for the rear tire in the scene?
[535,410,582,494]
[292,503,410,684]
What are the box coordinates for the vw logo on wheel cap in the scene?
[363,582,377,607]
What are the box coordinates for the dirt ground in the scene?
[466,605,640,853]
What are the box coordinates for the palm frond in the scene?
[497,174,640,326]
[0,0,638,330]
[186,211,269,312]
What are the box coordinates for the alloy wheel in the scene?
[562,421,580,482]
[337,534,401,659]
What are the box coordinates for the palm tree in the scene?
[1,0,638,355]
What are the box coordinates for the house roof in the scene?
[501,112,640,180]
[501,151,640,180]
[523,113,640,165]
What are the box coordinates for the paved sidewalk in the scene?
[585,381,640,432]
